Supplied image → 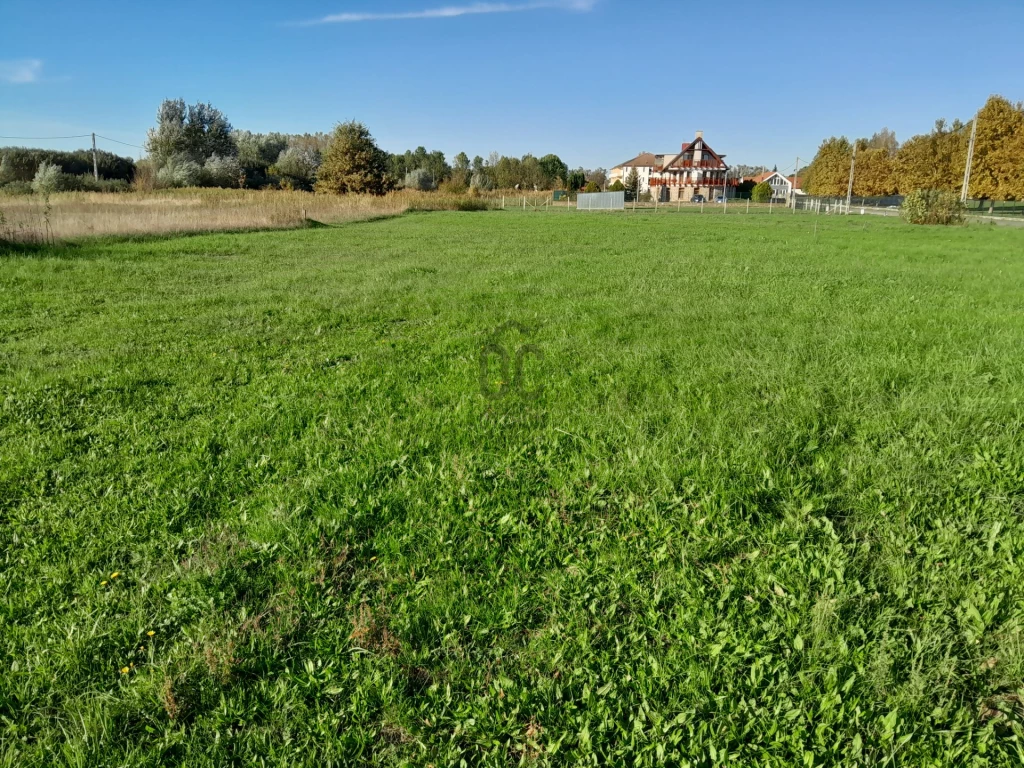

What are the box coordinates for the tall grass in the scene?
[0,187,553,241]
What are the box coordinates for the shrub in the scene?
[270,147,320,190]
[403,168,435,191]
[456,198,489,212]
[751,181,773,203]
[583,181,601,193]
[32,162,65,195]
[438,178,468,195]
[156,155,204,188]
[608,180,625,192]
[203,154,242,188]
[132,159,159,192]
[900,189,965,225]
[469,172,493,191]
[0,180,33,196]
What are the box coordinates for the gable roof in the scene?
[613,152,659,170]
[662,137,728,171]
[751,171,803,188]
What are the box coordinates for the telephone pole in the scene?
[845,143,857,214]
[91,133,99,181]
[961,116,978,203]
[791,156,799,212]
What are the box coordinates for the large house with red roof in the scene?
[610,131,736,203]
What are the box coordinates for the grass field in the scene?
[2,210,1024,766]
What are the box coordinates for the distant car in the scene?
[714,196,725,203]
[692,194,705,204]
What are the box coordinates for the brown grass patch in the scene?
[350,603,401,656]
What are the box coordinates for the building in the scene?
[751,171,804,202]
[610,132,736,202]
[608,152,659,195]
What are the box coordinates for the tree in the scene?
[804,137,853,196]
[146,99,236,165]
[868,127,899,155]
[893,120,967,194]
[750,181,773,203]
[623,168,639,197]
[539,154,568,188]
[568,168,587,191]
[472,156,485,173]
[854,145,896,197]
[969,95,1024,201]
[583,181,600,193]
[0,154,15,186]
[586,168,608,190]
[608,180,625,192]
[31,161,65,194]
[315,121,393,195]
[452,152,472,187]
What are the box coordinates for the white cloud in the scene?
[301,0,595,25]
[0,59,43,84]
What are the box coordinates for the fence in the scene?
[576,191,625,211]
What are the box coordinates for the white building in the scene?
[752,171,804,202]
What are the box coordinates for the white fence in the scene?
[577,191,625,211]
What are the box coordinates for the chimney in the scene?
[695,130,704,140]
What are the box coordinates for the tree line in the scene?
[804,95,1024,200]
[140,99,603,195]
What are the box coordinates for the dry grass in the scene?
[0,187,552,242]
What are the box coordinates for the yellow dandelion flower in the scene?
[147,631,155,637]
[101,581,108,586]
[120,667,129,674]
[110,572,120,579]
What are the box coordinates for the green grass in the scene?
[2,210,1024,766]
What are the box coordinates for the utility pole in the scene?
[845,143,857,214]
[91,133,99,181]
[791,156,799,212]
[723,168,728,213]
[961,115,978,203]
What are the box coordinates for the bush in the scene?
[0,180,33,196]
[900,189,965,225]
[438,178,468,195]
[583,181,600,193]
[456,198,489,212]
[469,172,493,192]
[751,181,773,203]
[203,154,242,188]
[269,147,320,190]
[403,168,435,191]
[32,162,65,195]
[156,155,204,188]
[608,180,625,192]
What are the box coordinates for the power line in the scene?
[95,134,146,150]
[0,134,92,140]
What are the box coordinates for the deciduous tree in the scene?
[315,121,392,195]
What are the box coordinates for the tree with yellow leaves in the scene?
[969,95,1024,201]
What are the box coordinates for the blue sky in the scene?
[2,0,1023,171]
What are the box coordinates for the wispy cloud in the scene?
[0,59,43,84]
[299,0,595,25]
